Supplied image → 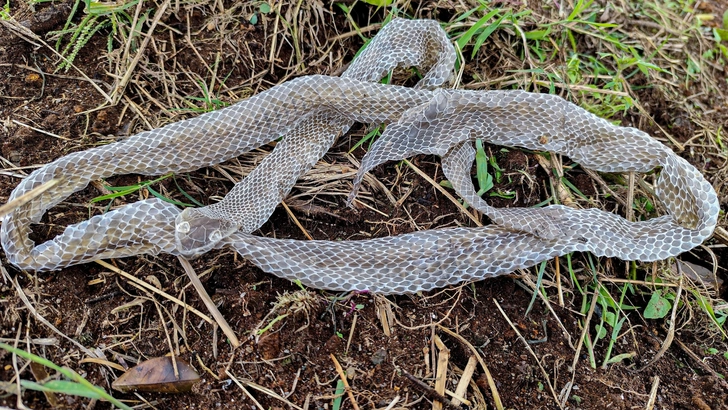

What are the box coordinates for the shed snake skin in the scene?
[1,19,719,294]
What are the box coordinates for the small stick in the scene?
[177,256,240,348]
[403,159,481,226]
[329,23,383,41]
[375,296,392,337]
[11,120,69,140]
[451,356,477,407]
[345,313,357,355]
[96,260,214,325]
[383,395,401,410]
[7,272,95,358]
[112,0,171,101]
[399,368,461,410]
[555,256,564,307]
[437,326,503,410]
[494,299,562,409]
[433,336,450,410]
[645,376,659,410]
[330,354,361,410]
[239,376,304,410]
[674,339,728,390]
[625,171,636,223]
[0,179,58,218]
[281,201,313,240]
[225,370,265,410]
[562,288,600,407]
[640,274,683,370]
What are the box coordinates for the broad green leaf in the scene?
[644,291,671,319]
[716,28,728,42]
[595,324,607,340]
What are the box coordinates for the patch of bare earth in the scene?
[1,1,728,409]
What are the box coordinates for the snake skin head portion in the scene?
[175,207,237,256]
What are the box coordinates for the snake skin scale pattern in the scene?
[1,19,719,294]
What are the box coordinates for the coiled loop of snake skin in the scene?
[1,19,719,294]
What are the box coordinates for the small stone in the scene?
[370,348,387,365]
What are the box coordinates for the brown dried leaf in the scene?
[112,356,200,393]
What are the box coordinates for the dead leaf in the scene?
[112,356,200,393]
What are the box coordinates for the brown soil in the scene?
[2,1,728,409]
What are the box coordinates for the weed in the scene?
[47,0,146,71]
[0,343,131,409]
[91,173,196,208]
[0,0,10,19]
[179,80,232,114]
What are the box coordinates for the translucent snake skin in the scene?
[1,19,719,294]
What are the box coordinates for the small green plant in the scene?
[0,343,131,410]
[474,139,493,196]
[362,0,393,6]
[643,289,672,319]
[180,80,231,113]
[332,379,346,410]
[715,9,728,42]
[0,0,10,20]
[248,2,271,25]
[47,0,146,71]
[91,173,196,208]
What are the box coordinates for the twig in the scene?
[399,367,461,410]
[237,375,304,410]
[345,313,357,355]
[645,376,659,410]
[494,299,563,409]
[451,356,477,407]
[437,326,503,410]
[0,18,112,103]
[562,289,599,407]
[433,335,450,410]
[281,201,313,240]
[112,0,171,102]
[674,339,728,390]
[0,179,58,219]
[329,23,383,41]
[177,256,240,348]
[5,270,96,358]
[402,159,481,226]
[11,120,69,141]
[95,260,214,325]
[640,273,682,370]
[225,370,265,410]
[330,354,361,410]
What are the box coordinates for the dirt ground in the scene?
[1,0,728,409]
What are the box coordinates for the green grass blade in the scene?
[474,139,493,196]
[525,261,548,317]
[455,8,500,52]
[471,13,508,59]
[332,379,345,410]
[21,380,103,399]
[0,343,132,410]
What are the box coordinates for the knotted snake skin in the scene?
[1,19,719,294]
